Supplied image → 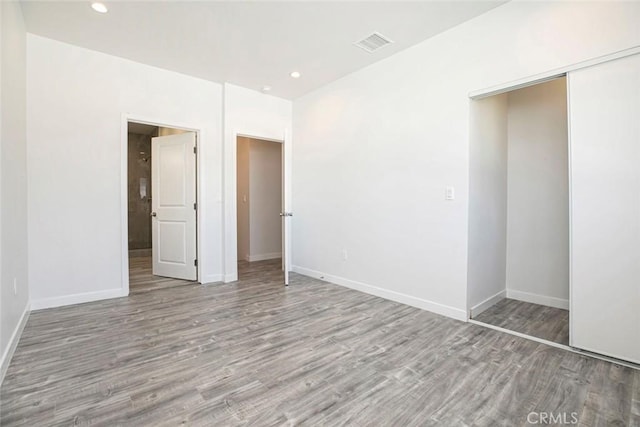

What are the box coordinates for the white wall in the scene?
[1,0,29,381]
[506,78,569,308]
[467,94,508,316]
[223,83,292,281]
[236,137,250,261]
[292,1,640,320]
[248,138,282,261]
[27,35,224,307]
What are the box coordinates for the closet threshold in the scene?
[468,319,640,371]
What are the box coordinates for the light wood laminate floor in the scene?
[128,255,193,294]
[473,298,570,346]
[1,261,638,426]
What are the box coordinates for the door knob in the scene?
[151,212,157,217]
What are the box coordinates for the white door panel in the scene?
[158,222,186,263]
[568,54,640,364]
[152,132,197,281]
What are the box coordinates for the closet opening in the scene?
[467,77,569,345]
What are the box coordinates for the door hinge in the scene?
[193,202,197,210]
[194,259,198,267]
[193,146,197,154]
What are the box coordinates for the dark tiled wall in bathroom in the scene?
[128,133,152,249]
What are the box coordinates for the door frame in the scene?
[466,45,640,321]
[224,129,291,283]
[120,113,203,295]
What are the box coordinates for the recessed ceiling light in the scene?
[91,2,108,13]
[262,85,272,92]
[290,71,301,79]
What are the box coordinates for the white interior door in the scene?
[281,130,293,285]
[568,54,640,364]
[151,132,197,281]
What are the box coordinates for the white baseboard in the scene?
[200,274,223,284]
[1,302,30,386]
[470,290,506,317]
[506,289,569,310]
[292,265,467,322]
[247,252,281,262]
[31,288,128,311]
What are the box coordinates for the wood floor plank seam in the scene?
[1,257,637,426]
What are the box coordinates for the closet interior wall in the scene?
[505,78,569,309]
[468,78,569,316]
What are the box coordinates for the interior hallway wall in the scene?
[236,136,282,262]
[248,138,282,261]
[236,137,250,261]
[505,78,569,308]
[0,0,29,381]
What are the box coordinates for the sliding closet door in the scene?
[569,54,640,364]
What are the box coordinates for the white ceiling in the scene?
[20,1,506,100]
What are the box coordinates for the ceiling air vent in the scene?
[354,32,393,53]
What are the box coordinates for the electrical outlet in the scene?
[13,278,17,295]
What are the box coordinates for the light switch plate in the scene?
[445,186,455,200]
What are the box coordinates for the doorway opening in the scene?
[126,121,198,294]
[467,77,570,346]
[236,135,284,281]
